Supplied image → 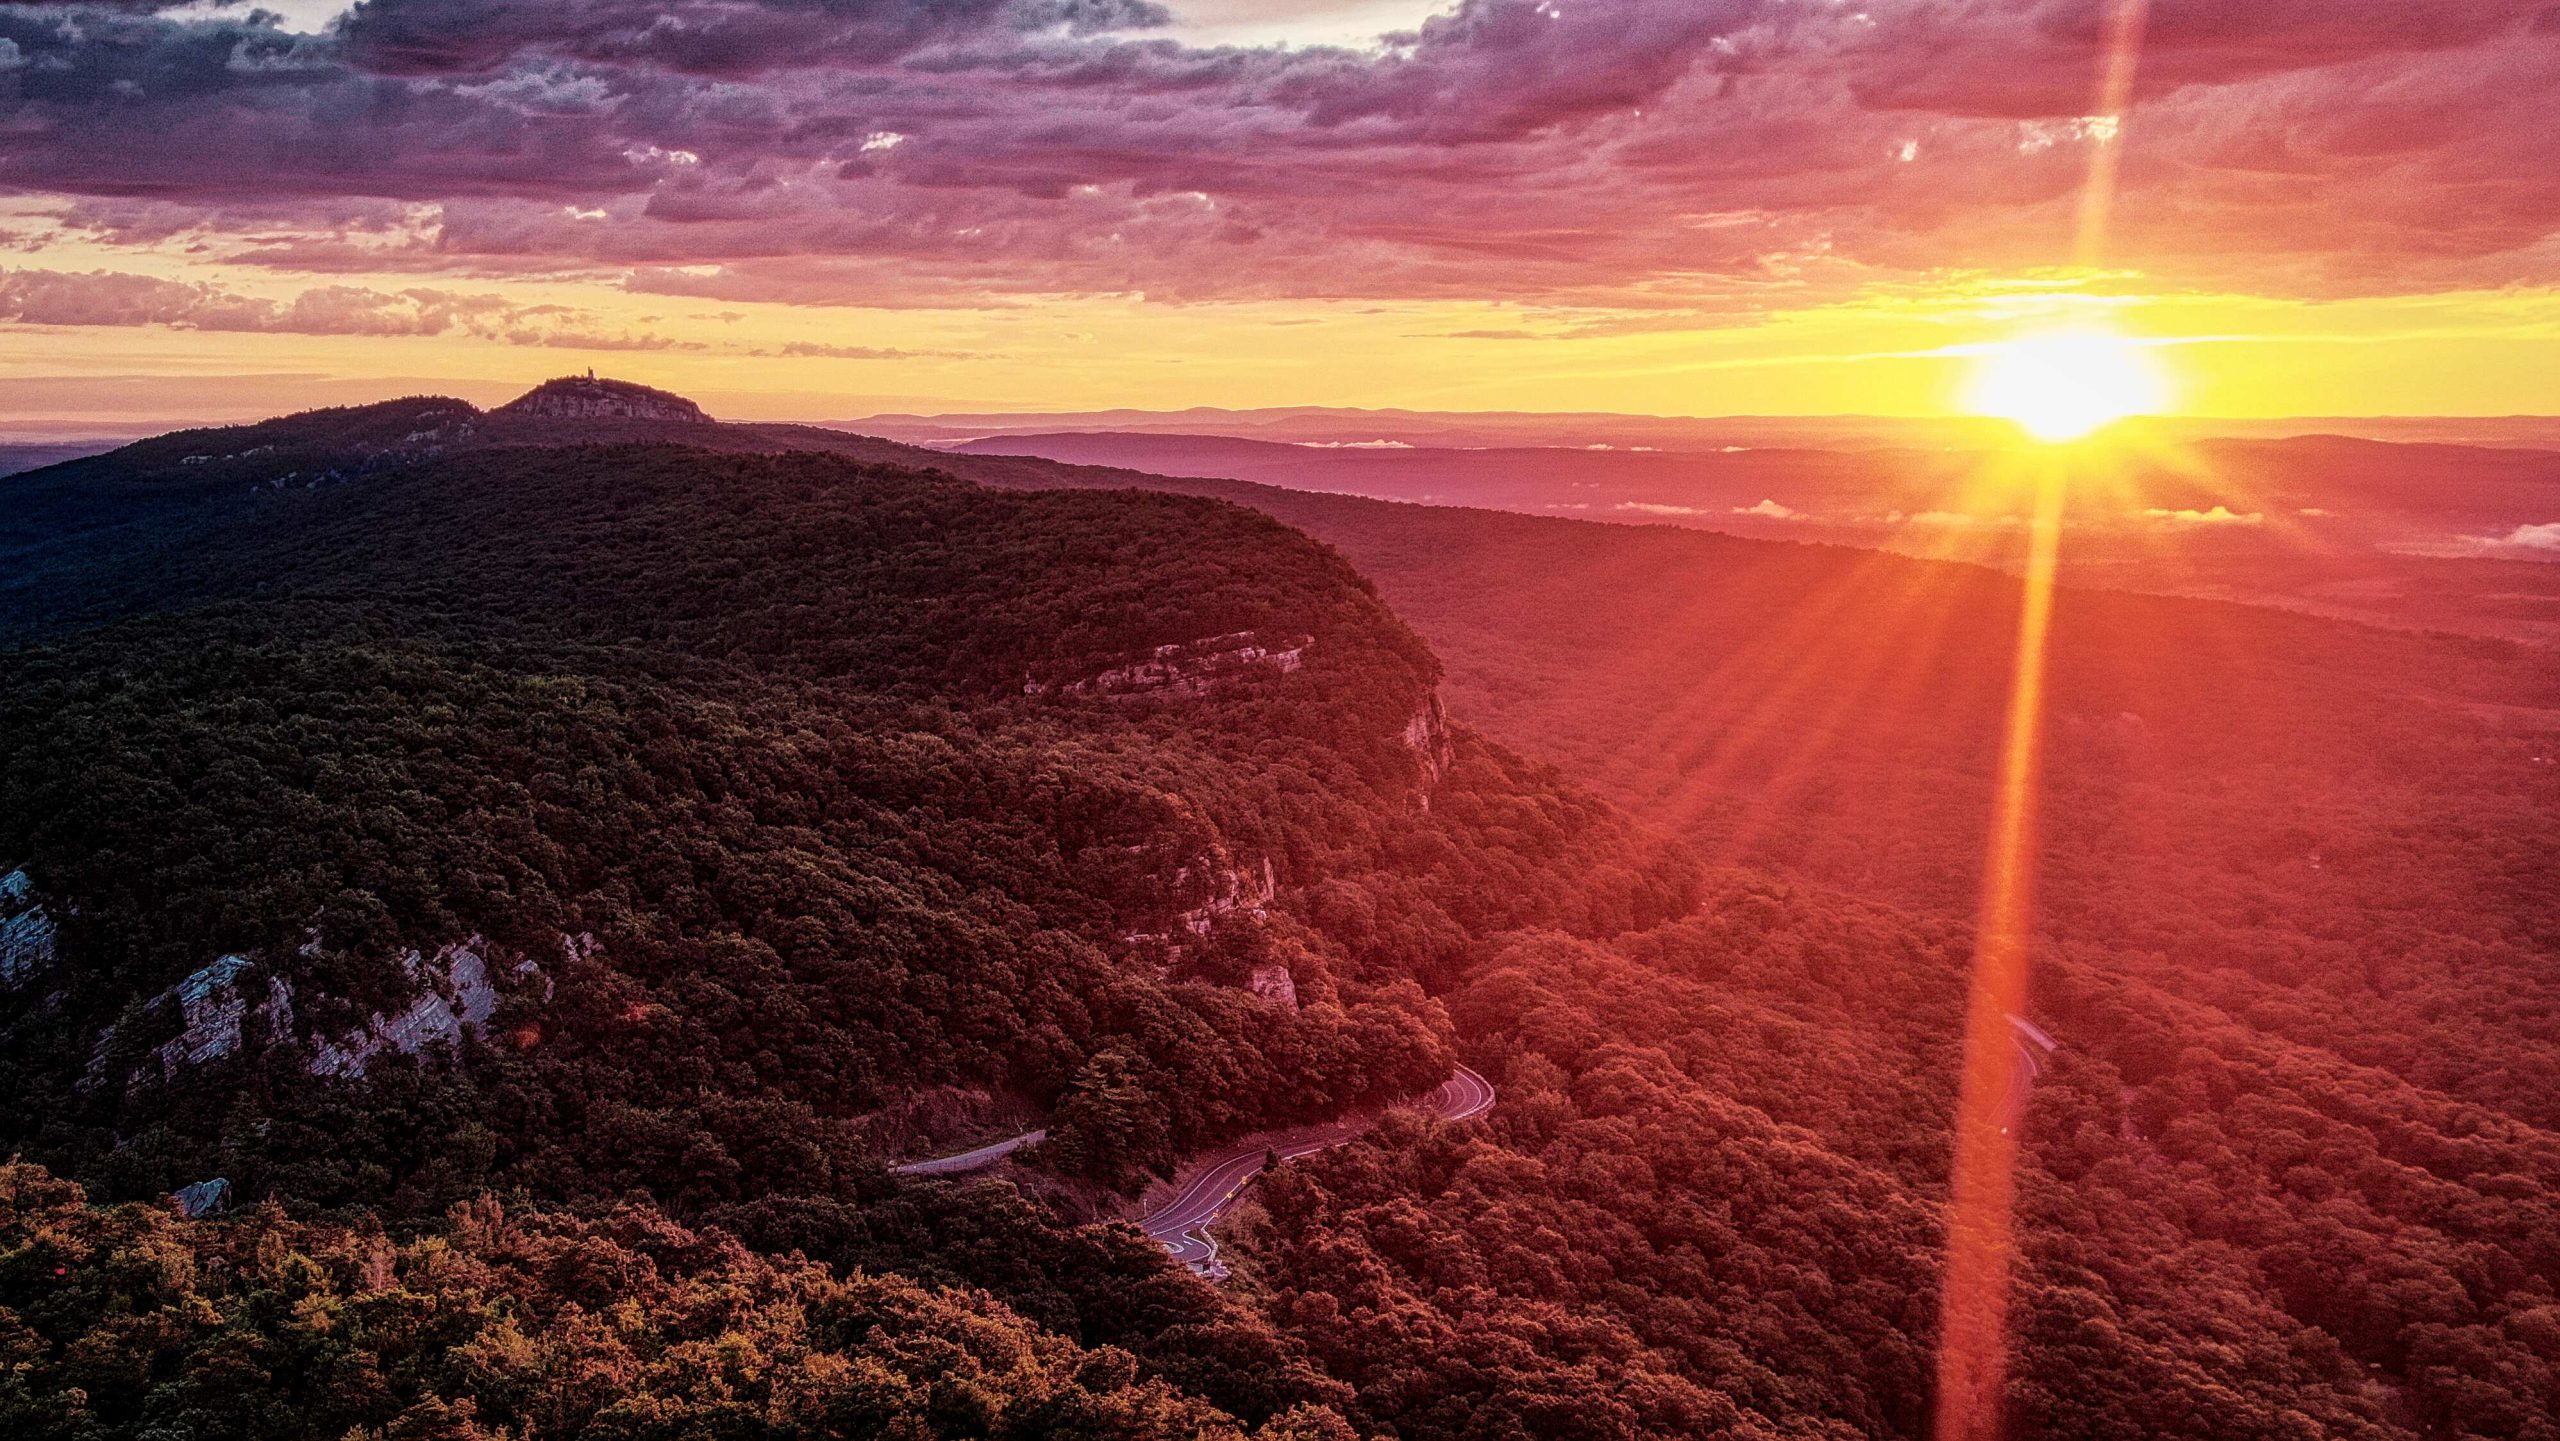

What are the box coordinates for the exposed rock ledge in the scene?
[1028,630,1309,701]
[1248,962,1300,1009]
[307,938,553,1079]
[1,868,56,990]
[1404,691,1455,802]
[1120,854,1299,1008]
[1180,855,1277,938]
[152,955,296,1074]
[1124,854,1277,946]
[109,933,565,1086]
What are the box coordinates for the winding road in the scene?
[887,1065,1496,1277]
[1141,1065,1496,1276]
[1999,1013,2059,1137]
[891,1128,1047,1176]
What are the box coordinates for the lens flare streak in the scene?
[1931,2,2154,1433]
[1931,459,2068,1441]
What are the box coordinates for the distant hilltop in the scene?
[494,373,712,425]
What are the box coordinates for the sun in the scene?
[1963,326,2170,442]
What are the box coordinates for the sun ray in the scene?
[1934,5,2155,1438]
[1931,457,2066,1440]
[1632,544,1974,845]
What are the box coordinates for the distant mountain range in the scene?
[848,403,2560,453]
[15,375,2556,646]
[21,403,2560,482]
[931,426,2560,646]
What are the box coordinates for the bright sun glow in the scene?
[1963,326,2170,441]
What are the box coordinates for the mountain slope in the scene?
[1,441,1692,1226]
[10,382,2559,1439]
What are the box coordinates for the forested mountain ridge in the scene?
[0,381,1142,643]
[943,457,2560,1437]
[1,438,1693,1226]
[8,382,2559,1439]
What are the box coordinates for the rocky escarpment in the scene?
[102,934,558,1087]
[307,937,561,1078]
[1035,632,1450,796]
[1122,854,1277,949]
[169,1177,232,1218]
[495,374,712,425]
[1116,851,1304,1009]
[1179,855,1278,939]
[1028,630,1309,700]
[1248,962,1300,1009]
[1,868,56,989]
[146,954,298,1074]
[189,403,482,480]
[1404,690,1455,787]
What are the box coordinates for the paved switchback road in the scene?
[1142,1065,1495,1276]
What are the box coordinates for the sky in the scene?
[1,0,2556,427]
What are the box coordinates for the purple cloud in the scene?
[0,266,682,348]
[0,0,2549,311]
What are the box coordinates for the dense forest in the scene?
[0,1160,1343,1441]
[1151,489,2560,1129]
[5,393,2557,1438]
[977,467,2560,1437]
[0,443,1691,1216]
[1235,881,2560,1438]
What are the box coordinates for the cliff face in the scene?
[150,955,295,1074]
[1404,691,1455,793]
[306,937,555,1079]
[1,868,54,989]
[103,934,555,1087]
[1178,854,1278,938]
[494,375,711,425]
[1028,630,1309,701]
[1248,962,1300,1009]
[1119,852,1276,949]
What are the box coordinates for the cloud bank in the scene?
[0,0,2551,311]
[0,266,681,348]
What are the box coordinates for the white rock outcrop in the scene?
[1119,854,1281,971]
[108,932,553,1086]
[307,938,546,1078]
[1,868,56,989]
[1404,691,1455,786]
[1248,962,1300,1010]
[1180,855,1277,937]
[171,1177,232,1218]
[1029,631,1309,701]
[496,374,711,424]
[150,955,296,1074]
